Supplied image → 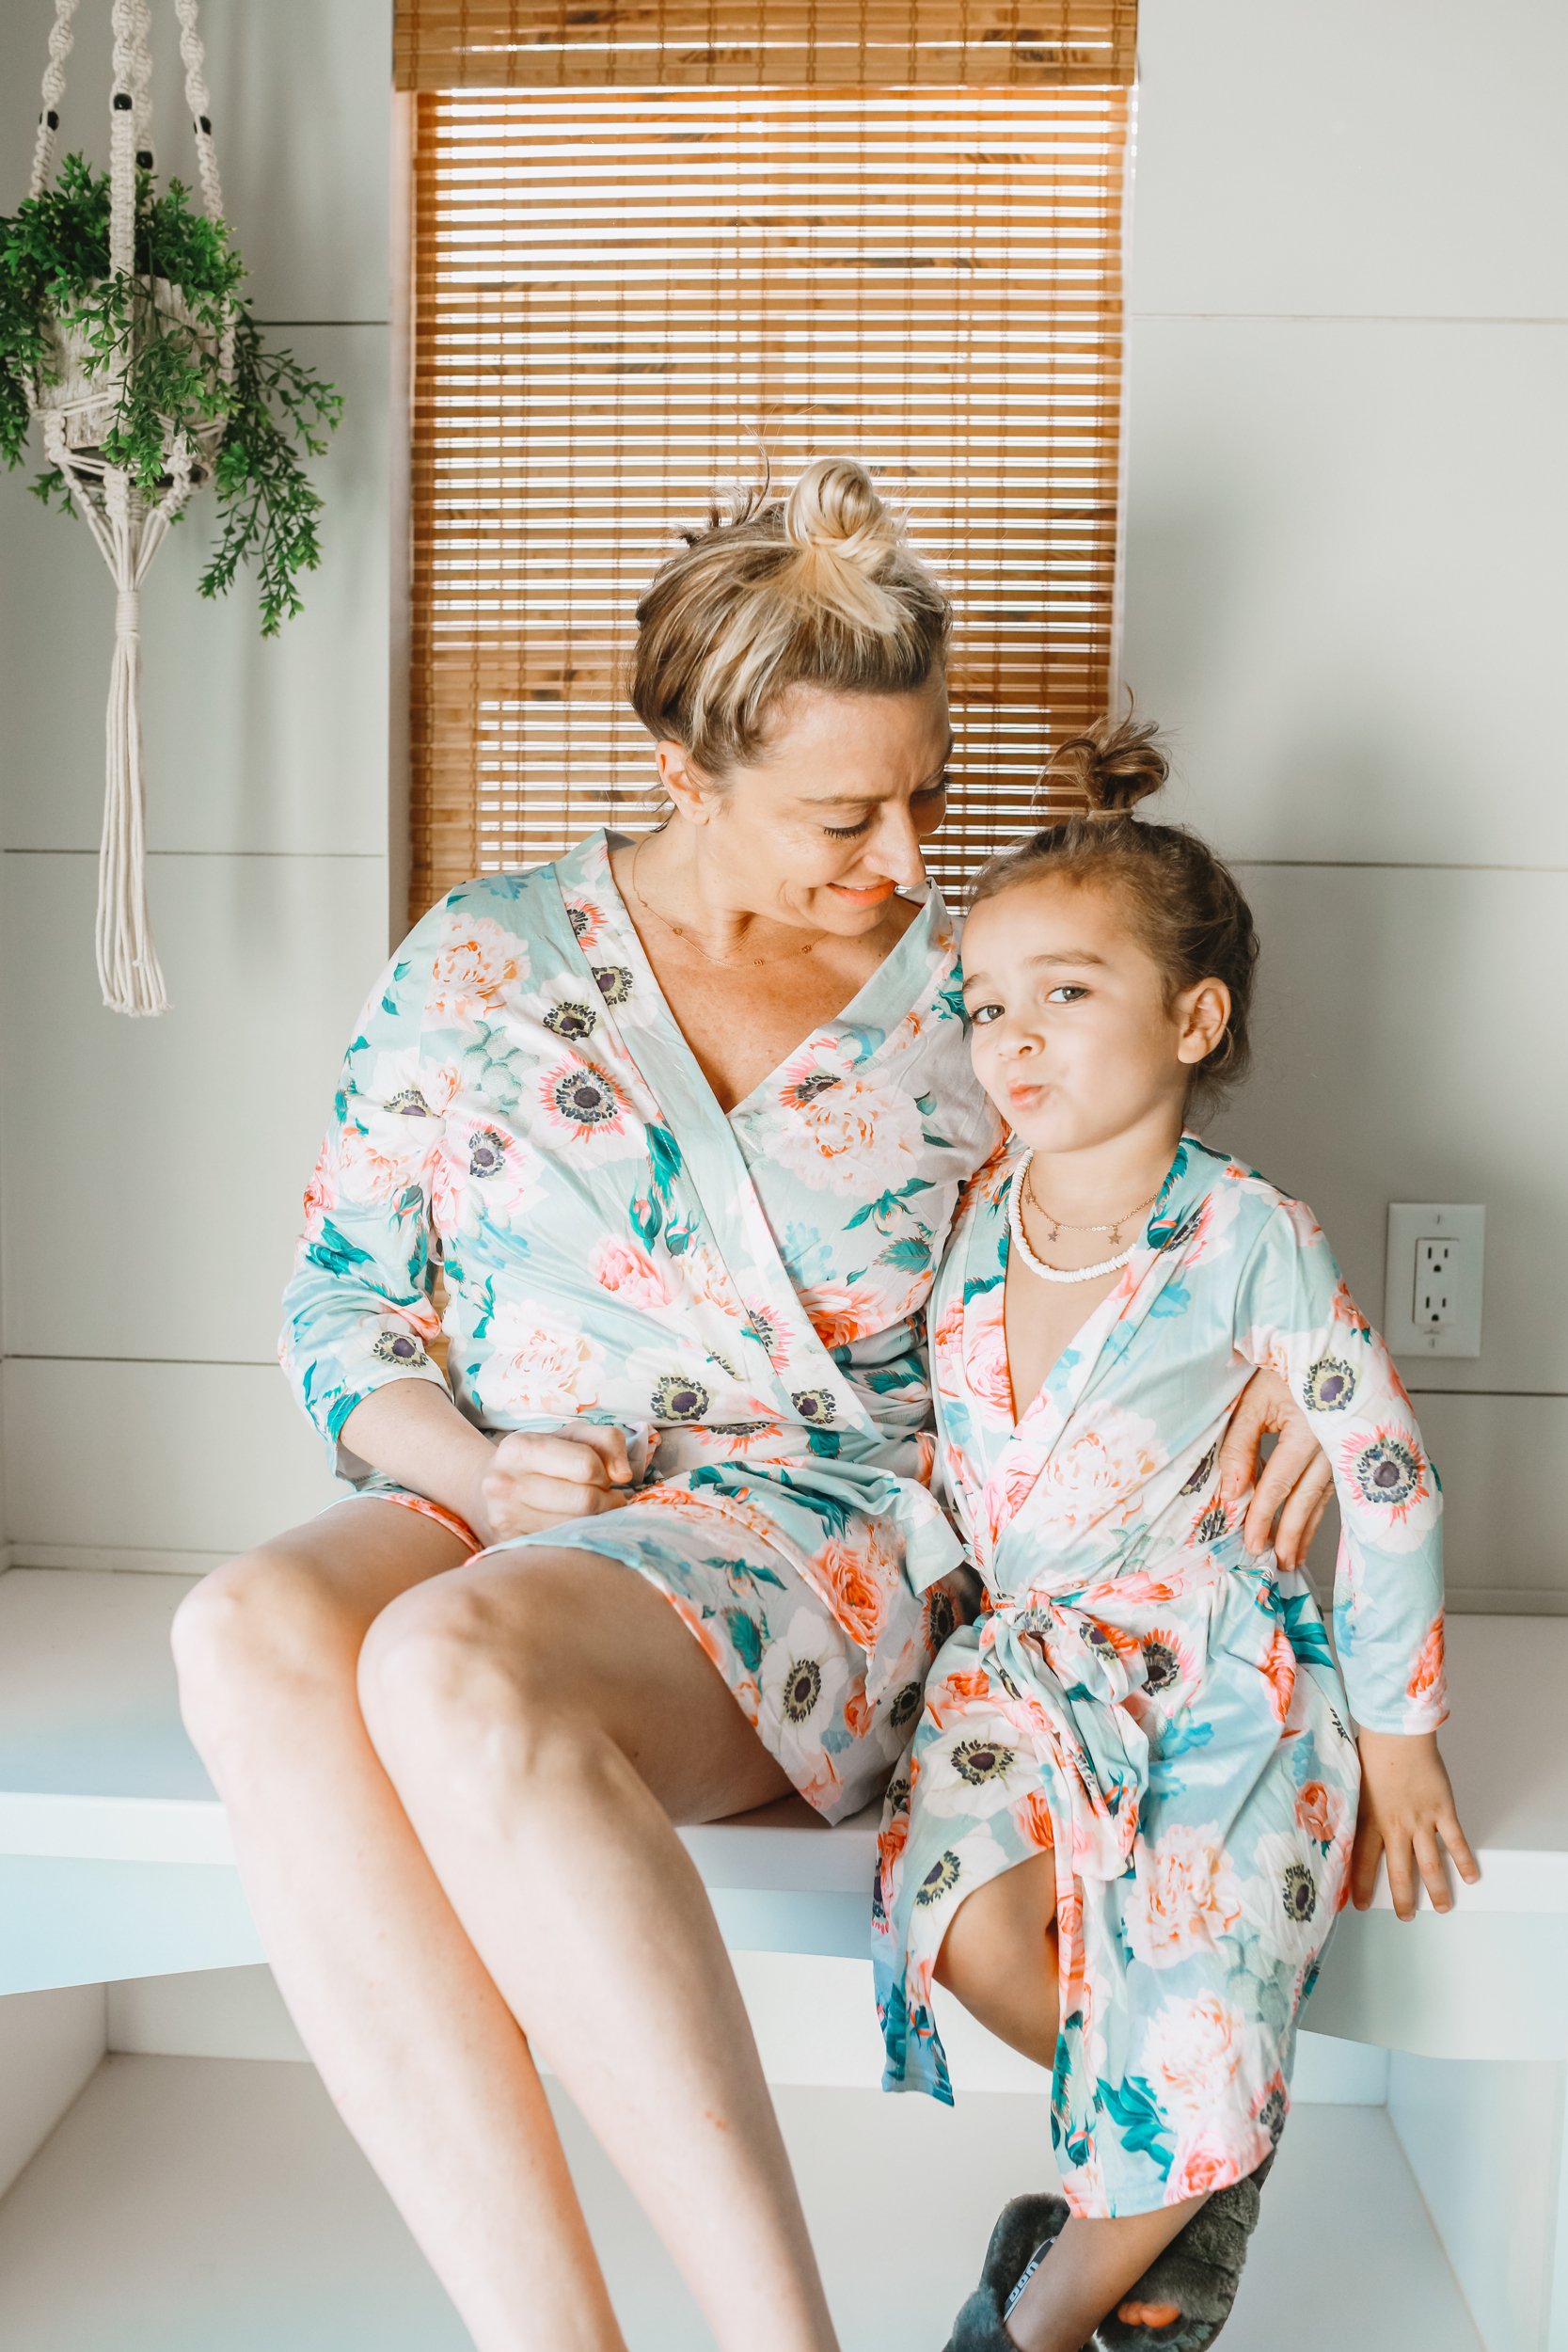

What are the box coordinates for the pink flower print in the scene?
[301,1134,336,1239]
[479,1303,604,1418]
[1124,1821,1243,1970]
[428,914,530,1027]
[767,1046,924,1199]
[1166,2114,1259,2203]
[965,1292,1015,1422]
[1143,1991,1248,2122]
[1015,1788,1056,1851]
[593,1237,671,1311]
[1033,1408,1162,1540]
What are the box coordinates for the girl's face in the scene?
[656,675,953,935]
[959,873,1230,1153]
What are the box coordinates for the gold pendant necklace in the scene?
[1022,1162,1162,1249]
[627,835,821,971]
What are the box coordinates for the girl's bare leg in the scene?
[171,1502,630,2352]
[937,1860,1196,2352]
[355,1548,842,2352]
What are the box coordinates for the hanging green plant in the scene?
[1,153,341,637]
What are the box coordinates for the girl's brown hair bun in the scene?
[1048,712,1170,818]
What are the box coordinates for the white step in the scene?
[1,1567,1565,2056]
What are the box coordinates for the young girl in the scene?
[873,719,1477,2352]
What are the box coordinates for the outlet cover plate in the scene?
[1384,1202,1486,1360]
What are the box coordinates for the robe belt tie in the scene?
[973,1553,1278,1887]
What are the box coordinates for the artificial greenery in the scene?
[0,154,341,634]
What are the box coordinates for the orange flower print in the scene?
[301,1133,335,1239]
[965,1294,1014,1422]
[1405,1613,1447,1715]
[1294,1780,1346,1846]
[801,1281,883,1351]
[1261,1626,1296,1725]
[817,1537,886,1650]
[1015,1788,1056,1851]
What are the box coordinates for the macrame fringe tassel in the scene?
[97,586,168,1017]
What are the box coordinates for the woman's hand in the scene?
[466,1425,636,1549]
[1350,1729,1481,1919]
[1215,1367,1334,1569]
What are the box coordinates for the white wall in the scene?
[0,0,395,1565]
[1122,2,1568,1612]
[0,3,1562,1604]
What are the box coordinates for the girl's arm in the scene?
[1233,1199,1479,1916]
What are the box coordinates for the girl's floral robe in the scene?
[279,831,1001,1820]
[874,1134,1447,2213]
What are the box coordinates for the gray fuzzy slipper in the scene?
[942,2193,1069,2350]
[1094,2153,1275,2352]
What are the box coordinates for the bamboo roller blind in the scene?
[403,5,1133,918]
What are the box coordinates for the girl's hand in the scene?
[1351,1728,1481,1919]
[467,1425,635,1548]
[1216,1367,1333,1569]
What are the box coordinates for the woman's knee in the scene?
[356,1560,592,1788]
[933,1855,1060,2038]
[170,1545,361,1763]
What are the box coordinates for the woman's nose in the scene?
[869,808,927,887]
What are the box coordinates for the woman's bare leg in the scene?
[356,1548,841,2352]
[171,1502,629,2352]
[937,1860,1195,2352]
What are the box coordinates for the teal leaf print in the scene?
[722,1608,764,1675]
[1282,1594,1336,1667]
[879,1234,933,1274]
[647,1123,683,1194]
[307,1220,375,1279]
[1099,2074,1176,2174]
[806,1427,842,1459]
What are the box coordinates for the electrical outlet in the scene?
[1384,1203,1485,1359]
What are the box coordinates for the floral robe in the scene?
[279,831,1000,1820]
[874,1134,1447,2212]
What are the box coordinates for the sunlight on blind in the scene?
[407,80,1130,917]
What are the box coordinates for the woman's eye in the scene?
[969,1003,1003,1025]
[822,818,873,839]
[1046,985,1088,1004]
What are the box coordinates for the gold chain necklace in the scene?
[1022,1162,1162,1249]
[626,835,822,972]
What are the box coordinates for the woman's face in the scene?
[657,675,953,934]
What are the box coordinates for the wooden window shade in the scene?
[404,8,1133,919]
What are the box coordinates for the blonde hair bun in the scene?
[1048,713,1169,818]
[631,452,949,776]
[783,457,903,576]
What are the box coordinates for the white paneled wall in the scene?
[1124,2,1568,1610]
[0,0,1563,1607]
[0,0,392,1561]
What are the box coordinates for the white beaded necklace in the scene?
[1006,1154,1148,1285]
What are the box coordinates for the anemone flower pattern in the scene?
[876,1134,1445,2217]
[279,831,1001,1827]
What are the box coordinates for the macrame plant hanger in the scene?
[27,0,234,1016]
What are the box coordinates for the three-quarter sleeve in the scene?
[279,901,455,1471]
[1232,1198,1447,1735]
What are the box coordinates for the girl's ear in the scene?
[655,738,719,826]
[1176,976,1232,1069]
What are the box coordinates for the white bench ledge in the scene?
[2,1567,1564,2055]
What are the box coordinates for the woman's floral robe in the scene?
[279,831,1000,1820]
[874,1134,1447,2212]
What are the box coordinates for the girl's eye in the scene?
[822,818,873,839]
[1046,985,1088,1004]
[970,1003,1004,1025]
